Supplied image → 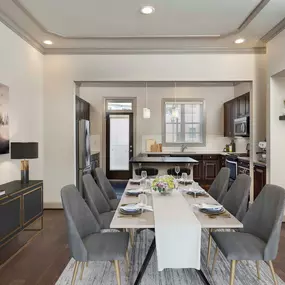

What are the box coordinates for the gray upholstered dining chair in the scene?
[61,184,129,285]
[211,184,285,285]
[207,174,251,265]
[83,174,115,229]
[95,168,120,210]
[208,167,230,203]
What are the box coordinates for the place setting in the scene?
[194,203,231,219]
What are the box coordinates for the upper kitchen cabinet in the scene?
[236,92,250,118]
[76,96,90,121]
[224,92,250,137]
[224,99,235,137]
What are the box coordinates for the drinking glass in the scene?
[175,166,180,179]
[138,193,148,212]
[141,170,147,189]
[181,172,187,186]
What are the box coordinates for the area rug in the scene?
[56,229,284,285]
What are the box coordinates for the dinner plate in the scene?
[119,204,142,215]
[200,207,226,215]
[125,189,143,196]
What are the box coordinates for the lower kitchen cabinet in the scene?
[254,164,266,200]
[203,160,219,185]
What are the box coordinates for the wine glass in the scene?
[181,172,187,187]
[175,166,180,179]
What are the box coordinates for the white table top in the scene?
[110,181,243,230]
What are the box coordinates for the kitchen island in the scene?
[130,156,198,180]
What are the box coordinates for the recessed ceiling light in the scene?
[140,6,155,15]
[43,40,53,45]
[234,38,245,44]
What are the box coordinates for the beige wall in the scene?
[44,53,266,206]
[80,84,235,169]
[0,21,43,185]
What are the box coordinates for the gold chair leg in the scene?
[71,261,80,285]
[113,260,121,285]
[268,261,278,285]
[211,247,219,275]
[80,262,85,280]
[125,249,130,276]
[256,261,261,280]
[207,228,213,266]
[129,229,134,247]
[230,260,236,285]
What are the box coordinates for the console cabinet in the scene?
[0,181,43,248]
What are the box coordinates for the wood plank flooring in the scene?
[0,210,284,285]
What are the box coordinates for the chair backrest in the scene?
[208,167,230,202]
[222,174,251,221]
[83,174,111,226]
[242,184,285,261]
[94,168,117,202]
[61,184,101,261]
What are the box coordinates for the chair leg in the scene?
[268,261,278,285]
[129,229,135,247]
[230,260,236,285]
[207,228,213,267]
[86,261,88,267]
[113,260,121,285]
[80,262,85,280]
[256,261,261,280]
[71,261,80,285]
[125,249,130,275]
[211,247,219,275]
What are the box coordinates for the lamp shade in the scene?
[10,142,38,159]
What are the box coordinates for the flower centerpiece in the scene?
[152,175,176,195]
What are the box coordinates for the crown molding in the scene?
[0,7,44,53]
[260,17,285,43]
[44,47,266,55]
[12,0,269,40]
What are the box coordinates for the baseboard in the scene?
[44,202,63,209]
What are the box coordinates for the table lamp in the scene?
[11,142,38,184]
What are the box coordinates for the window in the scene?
[106,100,132,111]
[162,99,206,146]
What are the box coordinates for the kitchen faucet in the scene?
[181,144,188,152]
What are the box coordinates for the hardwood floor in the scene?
[0,210,284,285]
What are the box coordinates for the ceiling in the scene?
[0,0,285,54]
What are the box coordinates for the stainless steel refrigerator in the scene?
[77,119,91,196]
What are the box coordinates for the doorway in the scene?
[105,99,134,180]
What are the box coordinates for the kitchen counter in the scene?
[130,156,198,164]
[254,160,266,167]
[141,151,246,156]
[237,156,250,162]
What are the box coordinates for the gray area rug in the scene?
[56,229,284,285]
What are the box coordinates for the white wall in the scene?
[81,84,235,169]
[44,53,266,206]
[0,22,43,185]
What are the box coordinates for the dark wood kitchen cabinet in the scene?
[224,99,235,137]
[236,92,250,118]
[224,92,250,137]
[203,159,219,184]
[76,96,90,121]
[254,163,266,200]
[191,155,203,183]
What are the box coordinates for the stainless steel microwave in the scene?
[234,116,250,137]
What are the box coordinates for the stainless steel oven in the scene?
[234,116,250,137]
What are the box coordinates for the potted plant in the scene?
[152,175,176,195]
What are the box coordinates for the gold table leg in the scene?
[207,228,213,266]
[211,247,219,275]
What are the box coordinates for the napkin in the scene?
[195,203,223,211]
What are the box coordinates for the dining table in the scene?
[110,180,243,285]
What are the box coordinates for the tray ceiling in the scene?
[0,0,284,54]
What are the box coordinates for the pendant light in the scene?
[171,82,179,119]
[143,82,151,119]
